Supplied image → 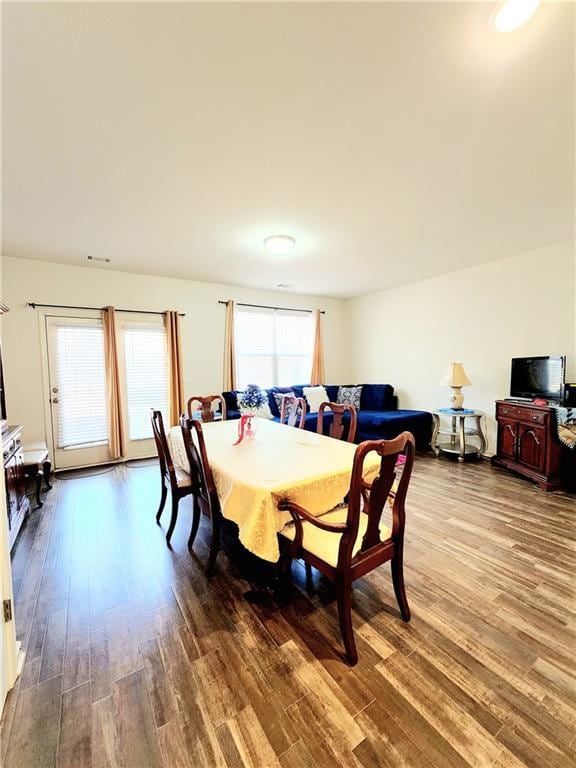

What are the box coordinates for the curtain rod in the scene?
[27,302,185,316]
[218,300,325,315]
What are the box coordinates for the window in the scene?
[123,325,169,440]
[55,324,108,449]
[235,306,313,389]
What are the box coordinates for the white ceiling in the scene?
[2,2,574,299]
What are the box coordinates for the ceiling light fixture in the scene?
[494,0,540,32]
[263,235,296,256]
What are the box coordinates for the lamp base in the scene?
[449,388,464,410]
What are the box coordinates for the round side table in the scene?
[432,410,487,462]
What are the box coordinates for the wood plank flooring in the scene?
[1,455,575,767]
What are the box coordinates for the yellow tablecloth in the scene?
[167,419,380,562]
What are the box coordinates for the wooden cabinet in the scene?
[3,425,29,549]
[492,401,563,491]
[497,418,517,462]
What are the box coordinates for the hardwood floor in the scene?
[1,455,575,767]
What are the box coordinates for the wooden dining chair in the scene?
[186,394,227,423]
[180,415,223,576]
[150,410,194,546]
[278,431,415,665]
[279,394,306,429]
[317,401,358,443]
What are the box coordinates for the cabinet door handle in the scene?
[525,429,541,446]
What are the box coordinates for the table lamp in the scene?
[441,362,471,410]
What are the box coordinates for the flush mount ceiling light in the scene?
[263,235,296,256]
[494,0,540,32]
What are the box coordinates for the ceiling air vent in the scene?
[85,254,111,263]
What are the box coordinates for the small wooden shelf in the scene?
[3,424,30,549]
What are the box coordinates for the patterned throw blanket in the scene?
[554,406,576,449]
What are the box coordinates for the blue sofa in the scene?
[222,384,432,450]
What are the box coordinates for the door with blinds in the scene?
[47,317,111,469]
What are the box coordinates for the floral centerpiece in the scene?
[238,383,267,414]
[235,384,266,442]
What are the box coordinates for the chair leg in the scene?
[166,493,179,547]
[188,496,201,550]
[43,460,52,490]
[34,469,43,509]
[205,513,221,577]
[391,550,411,622]
[336,579,357,665]
[156,482,168,523]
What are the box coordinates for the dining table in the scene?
[167,417,381,562]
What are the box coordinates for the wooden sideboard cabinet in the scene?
[3,425,30,549]
[491,401,565,491]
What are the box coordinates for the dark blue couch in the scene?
[222,384,432,450]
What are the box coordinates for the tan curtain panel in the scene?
[223,299,237,391]
[310,309,325,385]
[102,306,126,459]
[165,310,185,426]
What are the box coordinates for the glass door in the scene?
[46,317,111,469]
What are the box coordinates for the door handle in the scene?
[52,397,59,404]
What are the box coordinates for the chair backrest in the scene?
[317,401,358,443]
[180,415,217,506]
[279,395,306,429]
[187,394,227,422]
[151,409,175,482]
[338,432,415,567]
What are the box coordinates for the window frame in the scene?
[116,314,170,458]
[234,305,314,390]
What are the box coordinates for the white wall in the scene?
[3,242,575,455]
[347,241,575,453]
[2,256,350,445]
[0,252,20,714]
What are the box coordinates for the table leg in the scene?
[432,414,440,456]
[43,459,53,490]
[458,417,466,463]
[476,415,487,458]
[34,468,44,509]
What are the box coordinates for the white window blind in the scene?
[235,306,313,389]
[55,324,108,449]
[123,325,169,440]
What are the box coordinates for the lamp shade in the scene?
[440,362,471,388]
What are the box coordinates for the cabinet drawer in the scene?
[496,404,548,424]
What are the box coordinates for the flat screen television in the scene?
[510,356,565,402]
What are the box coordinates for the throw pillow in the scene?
[303,385,329,413]
[273,391,296,414]
[337,385,362,410]
[276,393,304,421]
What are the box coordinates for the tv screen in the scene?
[510,356,565,401]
